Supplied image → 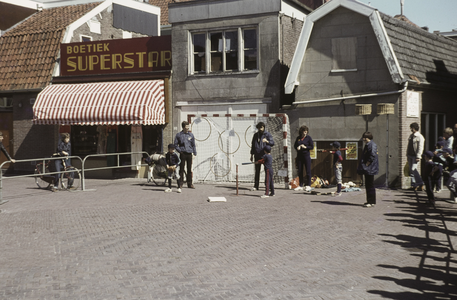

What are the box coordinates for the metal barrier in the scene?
[0,152,151,201]
[0,155,84,202]
[81,152,150,191]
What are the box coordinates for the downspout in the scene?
[292,81,408,105]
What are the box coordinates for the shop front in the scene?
[32,36,172,178]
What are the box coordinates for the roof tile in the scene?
[0,3,99,91]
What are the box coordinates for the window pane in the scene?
[193,34,205,53]
[210,32,222,52]
[211,52,223,72]
[193,33,206,73]
[194,53,205,73]
[244,50,257,70]
[225,31,238,71]
[244,29,256,49]
[243,29,257,70]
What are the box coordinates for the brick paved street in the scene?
[0,177,456,299]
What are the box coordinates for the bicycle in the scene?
[34,154,81,191]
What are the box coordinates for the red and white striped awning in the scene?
[33,80,165,125]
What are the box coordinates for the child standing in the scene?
[165,144,181,193]
[422,151,442,204]
[255,145,274,198]
[329,142,344,196]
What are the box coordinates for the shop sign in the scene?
[60,36,171,76]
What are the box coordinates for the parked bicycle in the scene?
[34,154,81,191]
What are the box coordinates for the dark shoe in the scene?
[188,184,195,189]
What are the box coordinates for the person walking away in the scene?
[0,131,15,164]
[357,132,379,208]
[406,122,425,190]
[329,142,343,196]
[422,151,441,205]
[250,122,274,191]
[164,144,181,193]
[255,145,274,198]
[53,133,72,191]
[294,125,314,192]
[174,121,197,189]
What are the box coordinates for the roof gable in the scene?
[0,3,98,91]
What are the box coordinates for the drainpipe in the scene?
[292,81,409,105]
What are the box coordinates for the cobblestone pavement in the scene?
[0,177,456,300]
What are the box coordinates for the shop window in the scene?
[190,27,258,75]
[331,37,357,72]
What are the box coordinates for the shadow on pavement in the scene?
[368,190,457,299]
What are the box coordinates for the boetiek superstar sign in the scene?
[60,36,171,76]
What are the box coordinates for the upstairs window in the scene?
[331,37,357,72]
[191,27,258,75]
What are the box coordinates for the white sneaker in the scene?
[251,187,257,191]
[164,188,172,193]
[260,195,269,198]
[304,186,312,192]
[177,188,182,193]
[294,186,303,191]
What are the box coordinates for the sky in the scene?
[358,0,457,33]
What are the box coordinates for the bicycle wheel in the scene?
[60,167,80,190]
[34,168,52,189]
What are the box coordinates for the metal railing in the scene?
[0,151,150,201]
[0,155,84,202]
[81,151,149,191]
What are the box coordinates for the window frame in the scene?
[331,37,358,73]
[189,26,258,75]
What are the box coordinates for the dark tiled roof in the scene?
[0,3,99,91]
[381,13,457,89]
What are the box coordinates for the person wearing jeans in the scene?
[406,122,425,190]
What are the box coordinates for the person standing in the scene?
[174,121,197,189]
[250,122,274,191]
[255,145,275,198]
[294,125,314,192]
[358,132,379,208]
[0,131,15,163]
[54,133,72,191]
[164,144,181,193]
[406,122,425,190]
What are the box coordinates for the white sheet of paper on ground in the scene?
[208,197,227,202]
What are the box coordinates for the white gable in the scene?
[284,0,404,94]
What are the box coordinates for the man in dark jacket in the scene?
[358,132,379,207]
[54,133,72,190]
[0,131,15,164]
[250,122,274,191]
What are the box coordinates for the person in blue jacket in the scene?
[54,133,72,190]
[357,132,379,207]
[250,122,274,191]
[174,121,197,189]
[294,125,314,191]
